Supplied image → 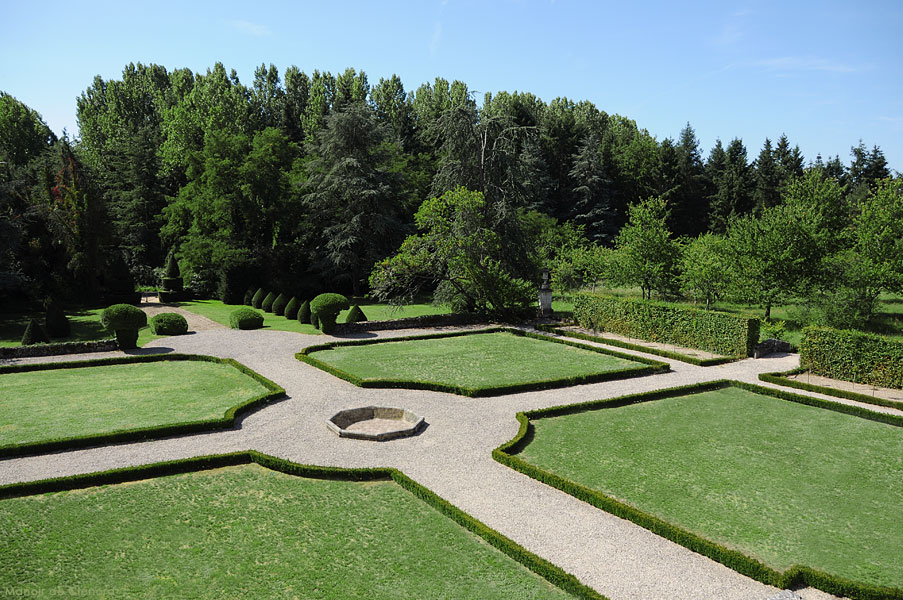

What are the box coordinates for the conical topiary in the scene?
[242,287,256,305]
[261,291,276,312]
[344,305,367,323]
[284,297,300,320]
[44,301,71,338]
[251,288,265,309]
[297,300,311,325]
[21,318,49,345]
[161,251,183,293]
[272,293,289,316]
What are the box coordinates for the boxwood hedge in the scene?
[800,326,903,390]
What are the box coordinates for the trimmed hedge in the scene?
[0,451,607,600]
[297,299,311,325]
[261,291,277,313]
[100,303,148,350]
[573,293,759,357]
[242,287,256,306]
[150,312,189,336]
[271,293,289,316]
[535,324,736,367]
[344,304,367,323]
[283,297,300,320]
[229,308,264,330]
[44,302,70,338]
[493,379,903,600]
[157,290,183,303]
[760,368,903,411]
[251,288,265,309]
[801,326,903,390]
[297,327,669,397]
[0,354,285,458]
[21,318,49,345]
[310,293,350,334]
[0,339,117,359]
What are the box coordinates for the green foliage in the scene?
[164,252,181,278]
[271,293,288,316]
[261,292,276,312]
[251,288,265,309]
[758,318,787,342]
[242,287,255,306]
[150,312,188,336]
[679,233,729,309]
[283,297,300,320]
[612,197,680,300]
[21,319,49,346]
[216,252,261,305]
[297,299,311,324]
[310,293,350,333]
[229,308,264,330]
[344,305,367,323]
[801,326,903,390]
[852,178,903,294]
[573,293,758,357]
[101,304,148,331]
[44,302,70,338]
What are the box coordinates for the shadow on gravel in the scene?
[125,347,173,356]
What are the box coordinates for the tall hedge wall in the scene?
[573,293,759,357]
[801,326,903,390]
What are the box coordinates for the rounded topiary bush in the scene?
[21,318,49,345]
[44,301,70,338]
[310,293,350,334]
[242,287,256,306]
[344,305,368,324]
[101,304,148,350]
[272,293,289,316]
[297,299,311,325]
[251,288,265,309]
[150,312,189,336]
[229,308,264,330]
[284,297,300,320]
[261,291,277,312]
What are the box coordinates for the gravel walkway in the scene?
[2,325,892,599]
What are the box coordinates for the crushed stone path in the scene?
[3,325,893,600]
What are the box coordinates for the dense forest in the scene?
[0,62,900,324]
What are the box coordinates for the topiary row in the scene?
[800,326,903,390]
[573,293,759,357]
[239,286,365,334]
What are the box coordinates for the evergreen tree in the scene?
[569,133,616,244]
[708,138,752,232]
[753,138,781,213]
[667,123,710,237]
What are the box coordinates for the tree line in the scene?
[0,62,898,320]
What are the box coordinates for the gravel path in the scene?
[2,325,891,599]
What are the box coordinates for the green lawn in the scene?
[0,307,160,348]
[0,464,571,599]
[0,360,268,448]
[308,331,649,393]
[517,386,903,589]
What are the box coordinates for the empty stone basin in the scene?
[327,406,425,441]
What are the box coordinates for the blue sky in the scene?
[2,0,901,171]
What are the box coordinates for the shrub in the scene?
[164,252,181,278]
[150,312,189,336]
[297,299,311,324]
[157,290,182,303]
[216,252,260,305]
[229,308,264,330]
[271,293,289,316]
[310,293,350,334]
[44,301,70,338]
[801,326,903,390]
[21,319,49,345]
[251,288,265,309]
[573,293,758,357]
[100,304,148,350]
[161,252,183,292]
[311,312,320,329]
[284,297,300,320]
[261,292,276,312]
[345,305,367,323]
[242,287,256,306]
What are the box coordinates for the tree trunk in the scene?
[765,302,772,320]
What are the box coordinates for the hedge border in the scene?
[493,379,903,600]
[0,339,119,359]
[759,368,903,411]
[0,451,607,600]
[801,326,903,391]
[296,327,669,397]
[535,324,736,366]
[0,354,285,458]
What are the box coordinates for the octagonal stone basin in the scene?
[327,406,425,441]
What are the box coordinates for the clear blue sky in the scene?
[2,0,901,171]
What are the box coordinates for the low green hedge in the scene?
[0,451,607,600]
[0,354,285,458]
[759,368,903,411]
[801,326,903,390]
[150,312,189,336]
[229,308,264,330]
[494,379,903,600]
[573,293,759,357]
[535,324,736,366]
[296,327,669,397]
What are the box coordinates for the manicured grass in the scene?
[308,331,648,393]
[517,386,903,589]
[0,307,160,348]
[0,360,268,448]
[0,463,572,599]
[339,297,451,321]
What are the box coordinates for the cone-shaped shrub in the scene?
[229,308,264,330]
[297,300,311,324]
[310,293,350,334]
[251,288,265,309]
[164,252,181,278]
[242,287,256,305]
[261,291,277,312]
[101,303,147,350]
[150,312,189,335]
[21,318,49,345]
[161,252,183,292]
[272,293,289,316]
[284,297,300,320]
[44,301,71,338]
[344,305,368,323]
